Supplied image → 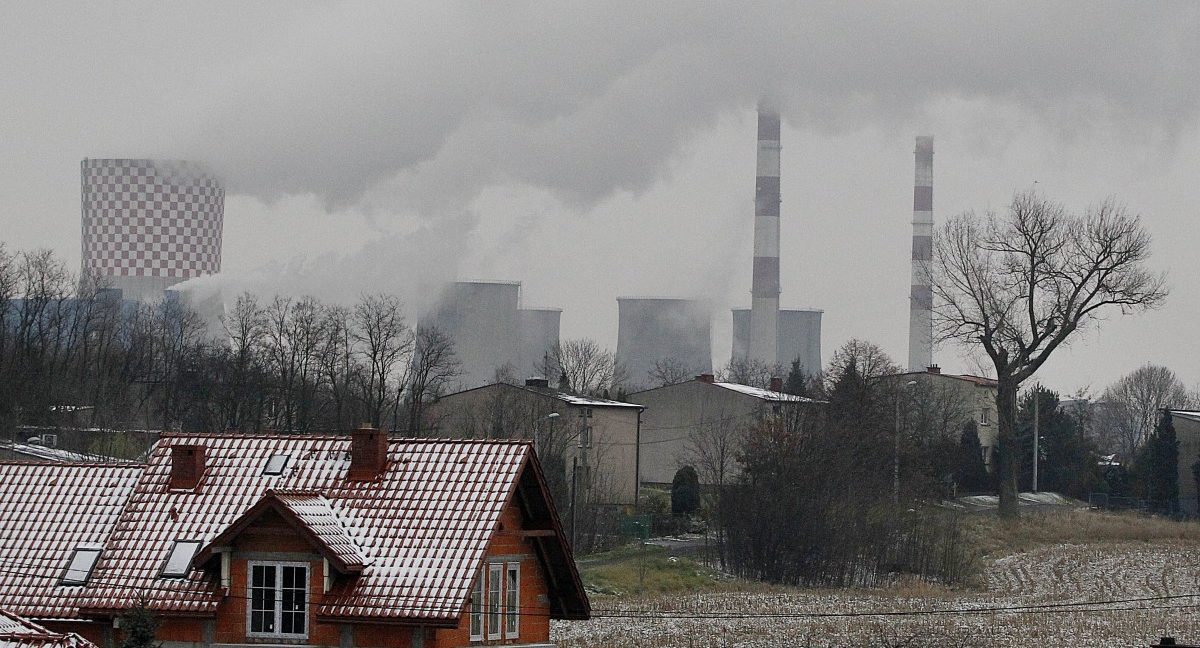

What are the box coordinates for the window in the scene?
[505,562,520,638]
[60,547,102,585]
[161,540,202,577]
[263,453,290,476]
[470,562,523,641]
[980,407,990,425]
[247,562,308,638]
[469,571,484,641]
[487,563,502,640]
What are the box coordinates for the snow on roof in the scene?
[0,463,142,619]
[68,434,584,623]
[0,441,137,465]
[1168,410,1200,423]
[551,391,644,409]
[712,382,822,403]
[448,382,644,409]
[0,609,98,648]
[197,490,370,573]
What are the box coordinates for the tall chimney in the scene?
[908,136,934,371]
[169,444,206,490]
[769,376,783,393]
[348,427,389,481]
[749,104,781,366]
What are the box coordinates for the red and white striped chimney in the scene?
[749,104,781,366]
[908,136,934,371]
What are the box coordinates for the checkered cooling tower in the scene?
[81,159,224,284]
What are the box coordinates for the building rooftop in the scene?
[0,434,587,625]
[712,382,823,403]
[0,609,97,648]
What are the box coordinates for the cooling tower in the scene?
[732,308,821,375]
[616,298,712,389]
[748,105,782,365]
[518,307,562,378]
[422,281,521,389]
[80,159,224,301]
[908,136,934,371]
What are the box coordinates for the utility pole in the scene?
[1032,392,1039,493]
[894,380,917,504]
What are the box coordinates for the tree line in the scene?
[0,243,463,439]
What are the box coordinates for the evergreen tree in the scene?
[954,420,991,494]
[671,466,700,516]
[783,359,809,398]
[1135,412,1179,512]
[119,600,161,648]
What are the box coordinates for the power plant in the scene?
[615,298,713,388]
[421,281,563,389]
[80,159,224,301]
[731,104,823,376]
[908,136,934,371]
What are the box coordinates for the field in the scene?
[553,511,1200,647]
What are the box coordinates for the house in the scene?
[1168,410,1200,516]
[884,367,1000,467]
[629,374,823,486]
[0,609,98,648]
[426,379,645,506]
[0,430,588,648]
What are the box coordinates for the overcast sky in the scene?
[3,2,1199,395]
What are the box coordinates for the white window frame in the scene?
[505,562,520,639]
[486,563,502,640]
[469,570,484,641]
[246,560,309,640]
[980,407,990,425]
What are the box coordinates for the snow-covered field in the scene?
[553,542,1200,647]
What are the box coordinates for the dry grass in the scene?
[555,510,1200,647]
[965,509,1200,557]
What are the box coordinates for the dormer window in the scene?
[263,454,290,476]
[60,547,102,585]
[161,540,202,578]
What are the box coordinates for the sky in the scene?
[2,1,1199,396]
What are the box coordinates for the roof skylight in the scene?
[161,540,202,578]
[263,453,290,476]
[60,547,102,586]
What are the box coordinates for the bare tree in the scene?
[648,357,696,388]
[220,293,268,431]
[404,325,460,434]
[718,357,783,389]
[351,294,412,428]
[932,192,1167,516]
[1098,364,1197,459]
[826,338,900,387]
[550,338,624,396]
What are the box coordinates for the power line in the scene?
[0,554,1198,622]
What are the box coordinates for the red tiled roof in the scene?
[0,609,98,648]
[195,490,370,574]
[0,463,142,619]
[73,434,568,623]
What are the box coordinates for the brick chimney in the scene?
[697,373,715,384]
[927,365,941,374]
[769,376,783,393]
[525,377,549,389]
[348,427,388,481]
[169,444,206,490]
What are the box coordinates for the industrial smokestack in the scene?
[748,104,781,365]
[908,136,934,371]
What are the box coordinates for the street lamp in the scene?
[540,412,559,457]
[894,380,918,504]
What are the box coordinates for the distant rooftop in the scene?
[713,382,823,403]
